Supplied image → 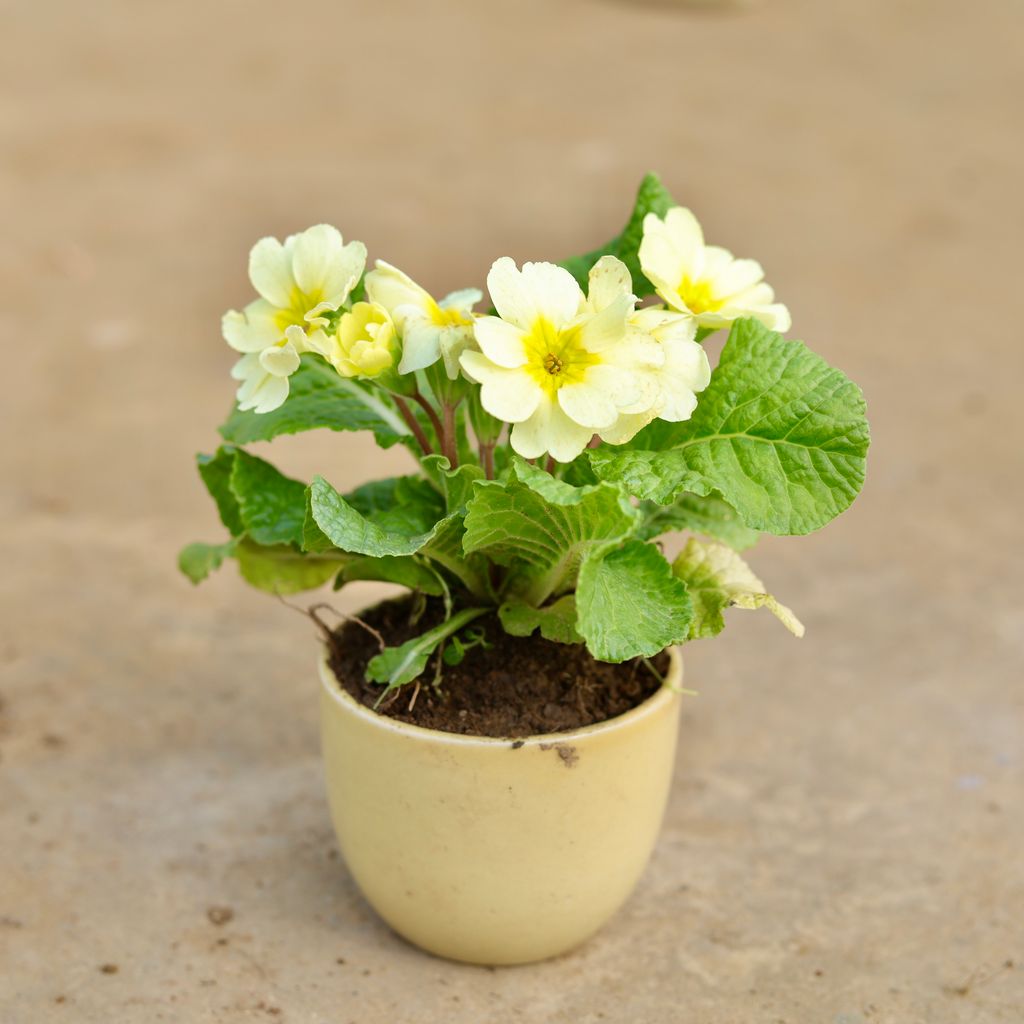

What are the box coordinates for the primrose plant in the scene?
[181,174,870,691]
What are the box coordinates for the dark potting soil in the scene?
[327,597,668,738]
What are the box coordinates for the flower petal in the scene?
[486,257,534,329]
[638,212,685,290]
[557,379,618,430]
[520,261,584,327]
[398,322,443,374]
[663,207,705,268]
[365,261,432,327]
[510,394,593,463]
[473,316,528,368]
[713,256,764,297]
[440,288,483,312]
[222,298,281,352]
[248,236,294,307]
[247,375,290,414]
[324,241,367,307]
[599,410,656,446]
[291,224,342,295]
[460,352,542,423]
[487,258,582,330]
[230,352,261,383]
[663,337,712,394]
[758,303,791,332]
[259,339,301,378]
[587,255,633,313]
[576,293,634,353]
[581,361,658,413]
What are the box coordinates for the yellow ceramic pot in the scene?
[319,647,683,965]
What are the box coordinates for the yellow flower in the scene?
[324,302,397,379]
[639,207,790,332]
[222,224,367,412]
[460,257,663,462]
[582,256,712,444]
[364,260,481,378]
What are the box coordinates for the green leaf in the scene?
[498,596,582,644]
[575,539,693,662]
[463,464,640,605]
[178,540,236,584]
[420,455,486,512]
[638,491,760,550]
[343,475,446,535]
[235,538,342,595]
[366,607,489,689]
[590,318,870,535]
[672,538,804,640]
[560,172,677,296]
[197,449,244,536]
[218,354,410,448]
[229,449,308,547]
[304,475,453,557]
[333,555,445,596]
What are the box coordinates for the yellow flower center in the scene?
[429,302,474,329]
[273,285,324,333]
[523,317,597,394]
[677,276,722,315]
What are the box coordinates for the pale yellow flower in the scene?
[460,257,663,463]
[222,224,367,412]
[364,260,481,378]
[639,207,790,332]
[324,302,397,379]
[583,257,711,443]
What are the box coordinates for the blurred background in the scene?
[2,0,1022,1020]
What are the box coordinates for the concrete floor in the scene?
[2,0,1022,1020]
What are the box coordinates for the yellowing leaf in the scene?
[672,538,804,640]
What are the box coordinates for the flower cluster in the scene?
[187,175,869,680]
[220,206,788,462]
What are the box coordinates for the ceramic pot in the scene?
[319,647,682,965]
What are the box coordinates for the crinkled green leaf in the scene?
[235,538,343,595]
[366,607,488,689]
[639,491,760,551]
[671,538,804,640]
[178,540,236,584]
[576,539,693,662]
[218,354,410,448]
[333,554,445,596]
[560,172,677,295]
[197,448,244,536]
[463,464,640,605]
[421,455,486,512]
[304,476,453,557]
[590,318,870,535]
[229,449,308,547]
[498,596,581,645]
[343,475,446,535]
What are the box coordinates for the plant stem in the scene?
[544,455,556,475]
[410,391,445,452]
[480,441,495,480]
[441,401,459,469]
[393,396,434,456]
[587,434,601,449]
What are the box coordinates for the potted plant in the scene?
[181,173,869,965]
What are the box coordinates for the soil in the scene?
[326,597,668,738]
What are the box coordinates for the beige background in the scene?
[2,0,1022,1020]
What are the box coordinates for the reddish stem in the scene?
[393,396,434,456]
[410,392,445,452]
[441,402,459,469]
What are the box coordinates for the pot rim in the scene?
[319,646,682,749]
